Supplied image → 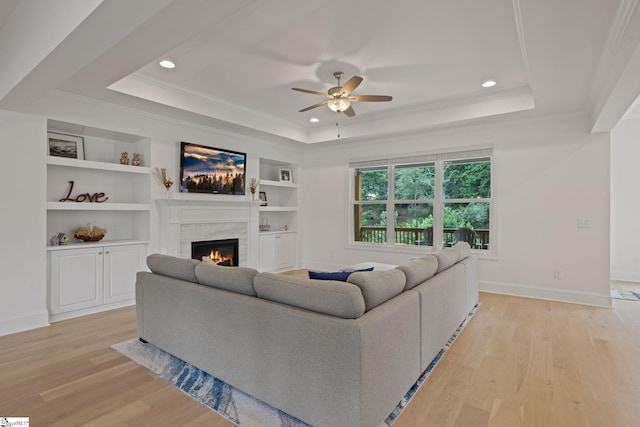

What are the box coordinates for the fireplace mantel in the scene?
[155,197,260,267]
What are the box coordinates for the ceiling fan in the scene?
[292,71,392,117]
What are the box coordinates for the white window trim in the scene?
[348,147,497,258]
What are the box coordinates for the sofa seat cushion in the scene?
[254,273,366,319]
[347,269,406,311]
[195,263,258,296]
[395,255,439,290]
[147,253,200,282]
[434,247,459,273]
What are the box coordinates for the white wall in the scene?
[611,117,640,282]
[302,114,611,306]
[0,110,49,335]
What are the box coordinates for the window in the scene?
[350,149,492,251]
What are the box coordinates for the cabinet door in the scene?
[277,233,296,270]
[50,247,103,314]
[104,244,145,303]
[259,234,279,271]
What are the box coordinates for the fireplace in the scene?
[192,238,239,266]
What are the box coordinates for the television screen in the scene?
[180,142,246,195]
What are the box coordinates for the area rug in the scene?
[611,289,640,301]
[112,304,479,427]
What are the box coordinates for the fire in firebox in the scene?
[206,249,233,266]
[191,238,239,267]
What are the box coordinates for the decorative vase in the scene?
[163,188,172,199]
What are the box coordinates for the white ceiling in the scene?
[1,0,640,144]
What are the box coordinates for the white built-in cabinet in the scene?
[46,119,150,321]
[258,158,298,271]
[259,232,296,272]
[49,243,146,322]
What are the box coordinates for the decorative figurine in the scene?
[120,152,129,165]
[132,153,141,166]
[57,232,69,245]
[50,234,59,246]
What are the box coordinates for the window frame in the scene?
[348,148,496,257]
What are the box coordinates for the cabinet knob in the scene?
[98,252,102,255]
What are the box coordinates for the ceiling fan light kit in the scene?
[292,71,392,117]
[327,98,351,112]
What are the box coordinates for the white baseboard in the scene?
[480,280,612,307]
[49,300,135,323]
[0,309,50,337]
[611,271,640,283]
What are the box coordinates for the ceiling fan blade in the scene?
[349,95,393,102]
[340,76,363,95]
[298,100,329,112]
[292,87,329,97]
[343,105,356,117]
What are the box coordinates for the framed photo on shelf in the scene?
[279,167,292,183]
[48,132,85,159]
[259,191,268,206]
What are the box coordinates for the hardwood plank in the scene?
[1,293,639,426]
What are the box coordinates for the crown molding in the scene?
[587,0,639,110]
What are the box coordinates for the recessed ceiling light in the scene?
[159,60,175,69]
[309,117,319,123]
[482,80,496,88]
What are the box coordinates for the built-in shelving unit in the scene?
[258,159,298,232]
[257,158,298,272]
[46,119,151,321]
[46,120,151,244]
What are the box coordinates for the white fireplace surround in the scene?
[156,197,260,267]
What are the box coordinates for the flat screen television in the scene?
[180,142,246,195]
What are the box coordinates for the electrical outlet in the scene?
[577,218,591,229]
[554,270,562,280]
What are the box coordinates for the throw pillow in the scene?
[308,267,373,282]
[309,270,352,281]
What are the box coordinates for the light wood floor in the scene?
[1,293,639,426]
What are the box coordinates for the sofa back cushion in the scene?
[347,269,406,311]
[195,263,258,296]
[452,241,471,261]
[147,253,200,282]
[434,247,459,273]
[254,273,366,319]
[395,255,439,290]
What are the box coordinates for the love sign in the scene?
[59,180,108,203]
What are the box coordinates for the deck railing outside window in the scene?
[359,226,489,249]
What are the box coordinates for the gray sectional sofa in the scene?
[135,242,478,427]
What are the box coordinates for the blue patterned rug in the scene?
[113,304,479,426]
[611,289,640,301]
